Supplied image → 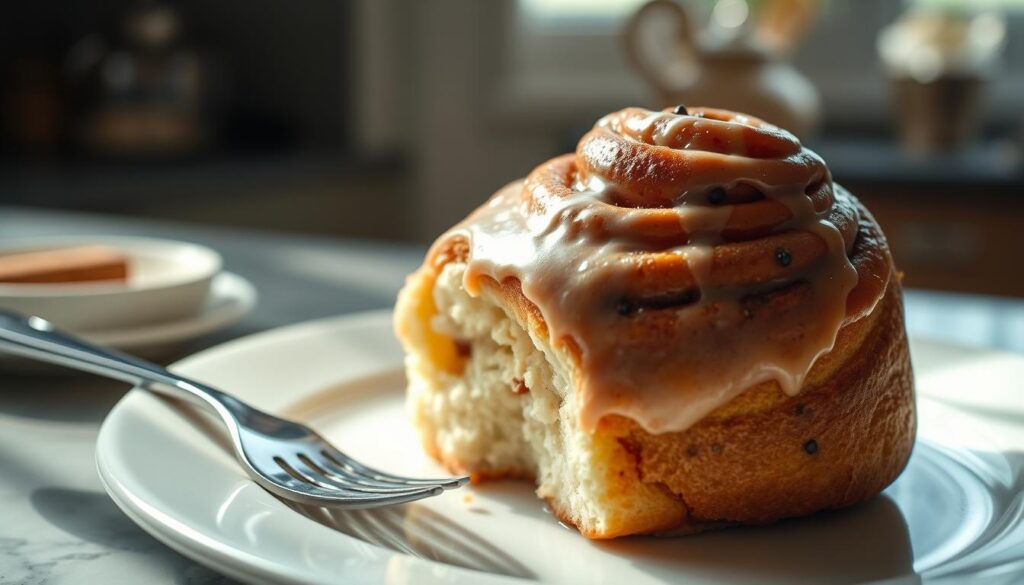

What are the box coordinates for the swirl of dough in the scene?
[431,106,890,433]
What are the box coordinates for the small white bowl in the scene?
[0,236,222,333]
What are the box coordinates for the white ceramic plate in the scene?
[96,312,1024,585]
[0,272,256,370]
[0,236,222,331]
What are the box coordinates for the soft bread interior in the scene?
[397,262,685,538]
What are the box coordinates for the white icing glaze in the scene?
[429,107,861,434]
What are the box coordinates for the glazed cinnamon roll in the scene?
[395,106,915,538]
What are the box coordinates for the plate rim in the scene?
[96,463,301,585]
[85,271,258,348]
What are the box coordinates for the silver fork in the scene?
[0,309,468,508]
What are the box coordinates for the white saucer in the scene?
[95,312,1024,585]
[0,236,223,332]
[78,271,257,354]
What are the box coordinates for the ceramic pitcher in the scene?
[625,0,821,139]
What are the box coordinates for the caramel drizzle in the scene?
[430,107,861,434]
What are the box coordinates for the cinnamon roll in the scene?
[395,106,915,538]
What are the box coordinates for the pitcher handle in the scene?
[623,0,699,101]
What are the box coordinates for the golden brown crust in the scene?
[612,279,914,531]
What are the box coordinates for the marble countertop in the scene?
[1,206,1022,584]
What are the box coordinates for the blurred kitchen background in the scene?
[1,0,1022,296]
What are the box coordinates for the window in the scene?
[518,0,649,29]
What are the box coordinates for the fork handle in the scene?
[0,309,267,429]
